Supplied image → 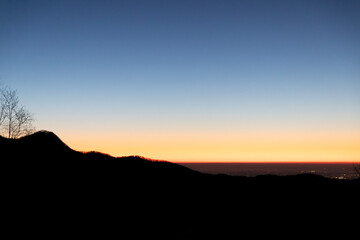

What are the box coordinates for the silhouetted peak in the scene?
[20,130,71,151]
[23,130,58,139]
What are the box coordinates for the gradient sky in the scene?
[1,0,359,162]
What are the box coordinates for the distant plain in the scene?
[180,162,358,179]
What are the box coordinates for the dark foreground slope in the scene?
[2,131,359,239]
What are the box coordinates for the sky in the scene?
[1,0,359,162]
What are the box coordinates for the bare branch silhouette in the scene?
[0,89,6,127]
[0,86,35,138]
[354,163,360,177]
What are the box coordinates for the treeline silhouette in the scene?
[2,131,359,239]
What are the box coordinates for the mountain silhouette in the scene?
[2,131,359,239]
[20,130,72,151]
[2,130,200,179]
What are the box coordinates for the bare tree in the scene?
[0,87,35,138]
[0,89,6,127]
[354,163,360,177]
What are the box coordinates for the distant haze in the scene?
[1,1,359,162]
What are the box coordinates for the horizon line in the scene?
[175,161,358,164]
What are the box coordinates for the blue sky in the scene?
[1,0,359,161]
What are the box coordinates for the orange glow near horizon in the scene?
[57,128,360,163]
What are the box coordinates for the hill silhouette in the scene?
[2,130,200,179]
[2,131,359,239]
